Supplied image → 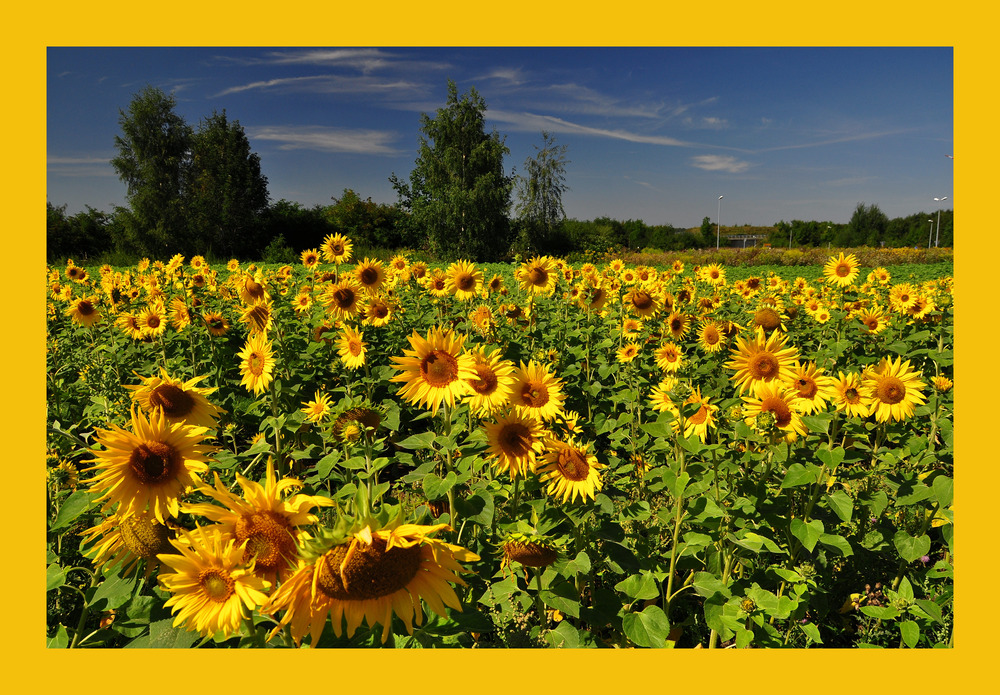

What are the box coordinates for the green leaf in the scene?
[562,551,592,577]
[800,414,830,435]
[46,564,67,592]
[615,572,660,601]
[825,491,854,523]
[893,530,931,563]
[800,622,823,644]
[931,475,953,508]
[816,446,846,470]
[145,618,201,648]
[692,571,732,599]
[899,620,920,648]
[622,605,671,648]
[897,575,914,601]
[860,605,901,620]
[47,624,69,649]
[542,580,582,619]
[50,490,96,531]
[790,518,824,552]
[914,599,944,624]
[781,463,817,488]
[735,627,755,648]
[545,620,581,648]
[396,431,437,450]
[818,533,854,556]
[422,471,457,501]
[895,479,934,506]
[91,572,138,610]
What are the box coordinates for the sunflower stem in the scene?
[534,568,546,629]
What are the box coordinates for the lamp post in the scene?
[716,195,723,249]
[933,196,948,247]
[927,219,934,249]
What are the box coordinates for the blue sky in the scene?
[46,46,953,228]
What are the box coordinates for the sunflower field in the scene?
[45,239,954,649]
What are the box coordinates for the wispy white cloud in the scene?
[754,129,910,153]
[214,74,423,99]
[690,154,752,173]
[216,48,450,75]
[624,175,661,193]
[487,109,695,147]
[247,126,402,155]
[47,156,116,177]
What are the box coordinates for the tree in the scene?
[840,202,889,247]
[515,131,569,253]
[110,86,192,255]
[390,80,513,261]
[186,110,269,257]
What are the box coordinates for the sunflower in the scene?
[537,437,605,504]
[750,305,787,333]
[66,295,102,327]
[301,390,334,423]
[831,372,872,418]
[519,256,559,295]
[665,311,692,340]
[701,263,727,286]
[484,409,549,478]
[138,303,168,338]
[487,273,505,294]
[84,406,215,523]
[263,512,479,645]
[654,341,684,373]
[425,269,451,298]
[501,532,559,572]
[861,357,927,422]
[617,342,641,364]
[468,304,495,336]
[578,282,609,312]
[931,375,953,393]
[126,368,224,430]
[667,386,718,442]
[301,248,321,270]
[116,312,145,340]
[354,258,386,293]
[238,273,270,305]
[238,333,276,396]
[322,233,353,265]
[648,377,680,412]
[239,298,274,336]
[786,362,836,415]
[823,252,861,288]
[337,325,367,370]
[182,459,333,581]
[292,291,314,314]
[158,526,271,639]
[332,406,383,444]
[321,279,363,322]
[905,294,936,320]
[80,510,175,578]
[446,260,483,301]
[390,327,476,416]
[362,294,395,327]
[620,317,643,340]
[856,306,889,335]
[726,327,800,396]
[697,321,726,353]
[463,346,516,415]
[202,311,230,337]
[510,360,566,422]
[741,382,807,441]
[623,286,661,318]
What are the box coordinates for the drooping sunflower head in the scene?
[81,510,176,578]
[126,368,224,430]
[500,531,561,572]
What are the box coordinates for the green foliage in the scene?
[515,131,569,255]
[391,80,514,261]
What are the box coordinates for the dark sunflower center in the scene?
[371,304,389,319]
[844,387,861,404]
[235,511,295,572]
[835,263,851,277]
[146,315,161,328]
[876,376,906,404]
[471,365,499,395]
[528,267,548,285]
[795,377,818,399]
[245,280,264,299]
[246,351,266,376]
[671,317,684,332]
[632,292,654,311]
[520,381,550,408]
[316,537,423,601]
[333,288,356,309]
[555,448,591,481]
[119,515,171,558]
[78,301,95,316]
[457,273,476,291]
[332,243,344,255]
[749,353,779,379]
[703,327,720,345]
[149,384,195,418]
[421,350,459,387]
[499,424,532,458]
[759,397,793,428]
[209,317,225,330]
[348,339,364,356]
[128,442,178,484]
[865,317,879,330]
[199,568,235,603]
[754,308,781,331]
[359,267,379,286]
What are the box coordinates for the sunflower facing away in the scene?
[80,510,175,578]
[238,332,276,396]
[861,356,927,422]
[667,386,718,442]
[182,459,333,581]
[158,525,271,639]
[390,327,476,416]
[823,252,861,288]
[263,510,479,645]
[536,437,605,504]
[726,327,800,396]
[84,406,216,523]
[126,368,224,430]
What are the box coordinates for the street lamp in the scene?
[933,196,948,247]
[716,195,723,249]
[927,219,934,249]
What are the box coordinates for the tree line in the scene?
[47,83,954,264]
